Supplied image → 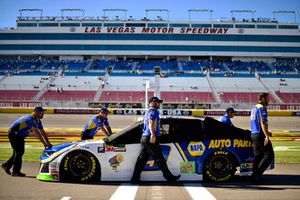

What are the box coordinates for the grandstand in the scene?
[0,9,299,109]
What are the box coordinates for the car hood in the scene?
[41,140,104,163]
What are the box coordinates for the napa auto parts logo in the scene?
[188,142,205,156]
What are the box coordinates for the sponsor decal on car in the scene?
[208,139,252,148]
[180,161,196,173]
[97,146,105,153]
[109,154,124,170]
[187,142,205,156]
[105,144,126,152]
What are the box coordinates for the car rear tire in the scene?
[203,150,237,182]
[60,150,100,182]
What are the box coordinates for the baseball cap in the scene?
[34,106,46,112]
[100,107,111,113]
[226,107,236,113]
[149,96,163,103]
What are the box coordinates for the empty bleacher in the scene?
[100,91,154,102]
[39,75,102,101]
[0,75,49,90]
[0,58,299,106]
[275,92,300,103]
[262,77,300,103]
[0,90,38,101]
[160,91,215,103]
[211,75,272,103]
[40,90,96,101]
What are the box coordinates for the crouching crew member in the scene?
[81,108,112,140]
[1,107,52,177]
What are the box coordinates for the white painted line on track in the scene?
[184,183,216,200]
[109,183,139,200]
[61,197,71,200]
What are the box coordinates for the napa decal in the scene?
[187,142,205,156]
[208,139,252,149]
[180,161,195,173]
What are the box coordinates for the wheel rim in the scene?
[208,155,232,178]
[69,153,92,177]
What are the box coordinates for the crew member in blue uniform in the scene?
[81,108,112,140]
[1,107,52,177]
[131,97,180,183]
[250,93,274,181]
[219,107,236,126]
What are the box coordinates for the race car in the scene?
[37,116,274,183]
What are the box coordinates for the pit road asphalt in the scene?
[0,114,299,200]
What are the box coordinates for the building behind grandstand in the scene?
[0,9,299,110]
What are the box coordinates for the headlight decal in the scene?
[41,144,78,164]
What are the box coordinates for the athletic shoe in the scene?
[11,172,26,177]
[1,163,11,175]
[167,175,181,182]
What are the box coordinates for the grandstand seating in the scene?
[0,90,38,100]
[99,91,154,102]
[160,76,210,91]
[89,60,115,71]
[275,92,300,103]
[65,60,88,71]
[211,77,266,92]
[272,60,298,73]
[181,61,202,71]
[40,90,96,101]
[261,78,300,92]
[0,58,299,106]
[0,75,49,90]
[220,92,275,103]
[161,91,215,103]
[51,76,102,91]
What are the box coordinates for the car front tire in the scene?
[60,150,100,182]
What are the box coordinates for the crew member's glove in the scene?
[45,143,52,149]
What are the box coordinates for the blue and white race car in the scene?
[37,116,273,183]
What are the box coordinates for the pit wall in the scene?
[0,107,299,116]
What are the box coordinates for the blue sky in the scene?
[0,0,299,28]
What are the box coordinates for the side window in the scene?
[159,119,203,143]
[106,121,143,145]
[160,124,170,135]
[171,119,203,142]
[158,119,176,143]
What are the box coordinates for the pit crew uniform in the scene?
[219,114,233,126]
[3,114,44,174]
[250,103,274,178]
[81,114,110,140]
[131,106,179,182]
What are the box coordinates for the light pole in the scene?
[273,10,297,23]
[145,9,170,21]
[230,10,256,21]
[19,9,43,19]
[188,9,213,22]
[102,9,128,21]
[145,80,150,110]
[60,9,85,19]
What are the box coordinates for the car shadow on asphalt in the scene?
[203,175,300,190]
[33,174,300,188]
